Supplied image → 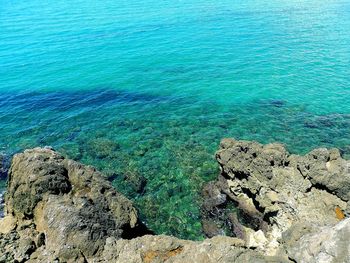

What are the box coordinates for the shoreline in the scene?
[1,139,349,262]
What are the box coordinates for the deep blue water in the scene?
[1,0,350,239]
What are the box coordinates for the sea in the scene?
[0,0,350,239]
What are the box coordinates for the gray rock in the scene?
[286,218,350,263]
[102,235,287,263]
[297,148,350,201]
[0,147,288,263]
[214,138,348,256]
[1,142,350,263]
[2,147,138,261]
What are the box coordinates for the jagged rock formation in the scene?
[203,138,350,259]
[0,153,8,218]
[0,147,278,263]
[1,141,350,262]
[0,147,138,262]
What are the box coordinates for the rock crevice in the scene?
[203,138,350,259]
[0,146,275,263]
[1,147,138,262]
[1,140,350,262]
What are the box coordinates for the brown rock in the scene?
[212,138,348,256]
[2,147,139,261]
[0,215,16,234]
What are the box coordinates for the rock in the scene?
[1,142,350,262]
[201,219,223,238]
[123,171,147,194]
[1,147,139,261]
[285,218,350,263]
[245,229,268,249]
[102,235,285,263]
[0,215,16,234]
[0,192,4,218]
[297,148,350,201]
[213,138,348,256]
[0,147,289,262]
[35,232,45,248]
[227,213,245,239]
[14,238,36,262]
[201,181,227,212]
[0,153,9,180]
[6,147,72,219]
[0,153,9,219]
[0,231,20,262]
[200,180,236,238]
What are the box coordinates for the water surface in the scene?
[1,0,350,239]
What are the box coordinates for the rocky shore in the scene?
[0,140,350,262]
[202,139,350,262]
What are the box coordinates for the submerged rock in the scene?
[123,171,147,194]
[0,153,9,180]
[0,153,10,219]
[0,192,4,218]
[264,99,286,108]
[304,113,350,130]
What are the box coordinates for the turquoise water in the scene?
[1,0,350,239]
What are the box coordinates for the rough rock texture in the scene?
[0,147,281,263]
[1,142,350,262]
[283,218,350,263]
[101,235,286,263]
[0,192,4,218]
[1,147,138,262]
[211,138,350,258]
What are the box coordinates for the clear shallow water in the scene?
[1,0,350,239]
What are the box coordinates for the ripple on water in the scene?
[0,0,350,239]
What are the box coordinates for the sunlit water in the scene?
[1,0,350,239]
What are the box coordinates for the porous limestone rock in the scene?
[1,147,138,262]
[285,218,350,263]
[101,235,285,263]
[1,142,350,263]
[212,138,349,256]
[0,147,288,263]
[0,215,16,234]
[297,148,350,201]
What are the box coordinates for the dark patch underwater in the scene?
[0,89,349,239]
